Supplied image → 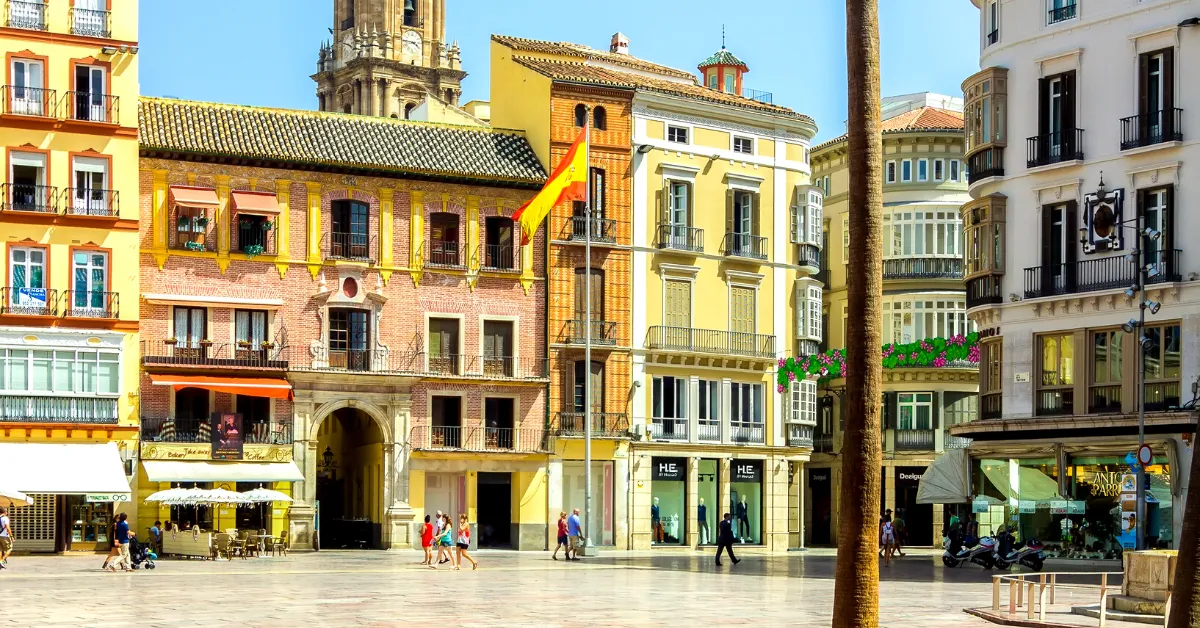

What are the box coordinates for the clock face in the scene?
[402,30,422,59]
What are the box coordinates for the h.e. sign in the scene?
[651,458,686,481]
[732,460,762,483]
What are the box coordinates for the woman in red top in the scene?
[552,512,569,560]
[455,513,478,570]
[419,514,435,566]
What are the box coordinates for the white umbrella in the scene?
[161,488,253,506]
[241,488,293,503]
[144,488,192,503]
[0,487,32,508]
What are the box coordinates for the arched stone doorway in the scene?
[315,407,385,549]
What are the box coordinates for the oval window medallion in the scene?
[343,277,359,298]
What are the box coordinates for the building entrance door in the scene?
[896,466,933,547]
[477,472,512,547]
[315,407,384,549]
[808,469,832,545]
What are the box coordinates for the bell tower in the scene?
[313,0,466,118]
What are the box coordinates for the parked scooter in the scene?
[942,535,997,569]
[993,535,1046,572]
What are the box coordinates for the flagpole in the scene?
[583,106,594,555]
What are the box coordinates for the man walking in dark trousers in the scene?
[715,512,740,566]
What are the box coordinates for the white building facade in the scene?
[954,0,1199,556]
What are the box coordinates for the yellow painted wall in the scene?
[489,40,553,168]
[785,142,806,163]
[692,127,729,150]
[645,119,665,140]
[512,469,547,524]
[758,138,774,157]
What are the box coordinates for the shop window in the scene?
[650,457,686,546]
[1065,454,1174,552]
[1037,334,1074,416]
[1143,323,1181,411]
[972,458,1060,542]
[697,459,719,544]
[1089,330,1122,414]
[562,461,614,545]
[731,459,763,544]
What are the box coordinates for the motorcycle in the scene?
[942,535,997,569]
[993,537,1046,572]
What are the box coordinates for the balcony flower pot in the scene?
[177,216,190,230]
[237,340,252,349]
[195,216,209,228]
[199,340,213,348]
[260,341,276,349]
[243,244,266,259]
[262,220,273,231]
[164,338,178,346]
[184,240,205,252]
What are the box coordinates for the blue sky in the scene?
[140,0,980,142]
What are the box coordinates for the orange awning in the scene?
[148,374,292,400]
[169,185,220,209]
[230,191,280,216]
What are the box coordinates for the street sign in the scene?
[1138,445,1153,467]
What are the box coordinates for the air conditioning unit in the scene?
[630,424,646,440]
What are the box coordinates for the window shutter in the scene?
[933,393,942,430]
[1062,72,1076,134]
[1138,53,1149,117]
[1164,48,1176,134]
[725,189,734,241]
[1064,200,1078,291]
[1040,205,1053,294]
[1164,186,1175,277]
[660,179,671,227]
[1037,78,1049,136]
[752,192,762,238]
[882,392,896,430]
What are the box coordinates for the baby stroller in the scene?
[130,538,157,570]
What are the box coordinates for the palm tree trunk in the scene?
[1168,437,1200,627]
[833,0,884,626]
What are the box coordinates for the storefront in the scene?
[895,466,933,547]
[650,457,687,546]
[562,460,615,546]
[807,467,833,545]
[730,459,763,544]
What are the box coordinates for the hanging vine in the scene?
[776,332,981,391]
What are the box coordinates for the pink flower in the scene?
[933,357,947,368]
[778,358,786,368]
[910,352,919,360]
[898,354,906,362]
[787,371,797,381]
[777,384,785,393]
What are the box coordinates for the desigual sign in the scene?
[652,457,685,481]
[898,473,923,481]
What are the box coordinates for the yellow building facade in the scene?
[0,0,140,551]
[808,94,979,548]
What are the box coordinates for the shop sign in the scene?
[211,412,244,460]
[732,460,762,483]
[972,498,991,513]
[141,443,211,460]
[809,471,830,484]
[651,458,685,481]
[86,494,130,503]
[244,445,293,463]
[1089,472,1124,497]
[1018,500,1037,514]
[898,472,924,481]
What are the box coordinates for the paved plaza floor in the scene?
[0,548,1132,627]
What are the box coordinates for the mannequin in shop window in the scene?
[737,495,750,542]
[652,497,662,542]
[698,498,709,545]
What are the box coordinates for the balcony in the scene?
[796,339,820,360]
[425,239,464,269]
[5,0,45,30]
[1036,390,1073,417]
[565,320,617,346]
[743,88,774,104]
[555,412,629,438]
[967,147,1004,184]
[645,326,776,359]
[945,434,973,449]
[655,224,704,253]
[1,287,57,316]
[481,243,520,272]
[288,347,548,380]
[895,429,936,452]
[650,418,688,441]
[61,291,118,319]
[566,216,617,244]
[1144,382,1181,412]
[423,353,548,380]
[813,433,834,453]
[141,340,288,371]
[730,421,765,444]
[63,91,118,124]
[410,425,548,453]
[1048,2,1076,23]
[722,232,768,260]
[1121,109,1183,151]
[322,231,375,263]
[786,423,814,448]
[982,393,1002,420]
[883,257,963,280]
[986,30,998,46]
[1023,249,1181,299]
[797,244,821,269]
[697,421,720,442]
[966,275,1003,309]
[2,183,57,213]
[0,395,117,424]
[0,85,54,119]
[61,188,118,217]
[1089,384,1122,414]
[141,415,294,445]
[69,5,110,37]
[1026,129,1084,168]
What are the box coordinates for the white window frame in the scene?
[0,347,120,397]
[807,285,822,339]
[949,159,960,182]
[901,159,913,182]
[788,379,817,425]
[8,246,45,291]
[918,159,929,182]
[70,250,109,312]
[729,382,763,424]
[883,208,964,259]
[651,375,688,420]
[897,392,934,430]
[883,297,973,345]
[71,155,109,213]
[698,379,720,425]
[885,160,897,184]
[666,124,690,145]
[841,216,850,264]
[933,159,945,182]
[732,135,754,155]
[9,150,47,186]
[807,189,823,245]
[10,58,45,116]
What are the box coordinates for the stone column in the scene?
[687,456,699,547]
[380,79,391,118]
[378,188,394,283]
[366,75,376,116]
[151,170,169,268]
[305,182,322,277]
[287,397,317,551]
[383,393,414,549]
[613,454,630,549]
[797,462,806,549]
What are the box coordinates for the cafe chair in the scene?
[271,530,289,557]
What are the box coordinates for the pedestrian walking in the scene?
[434,515,455,568]
[893,509,907,557]
[455,514,477,570]
[0,507,12,570]
[566,508,583,561]
[880,517,896,567]
[434,511,450,565]
[877,509,892,556]
[715,512,739,566]
[107,512,134,572]
[552,512,568,560]
[420,515,435,566]
[102,517,120,570]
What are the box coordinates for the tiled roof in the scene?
[812,106,964,152]
[699,48,747,69]
[138,98,547,186]
[511,56,809,120]
[492,34,697,81]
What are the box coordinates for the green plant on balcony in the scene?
[184,241,205,252]
[260,341,276,349]
[262,220,273,231]
[239,218,253,229]
[194,216,209,228]
[776,332,982,389]
[164,337,178,346]
[243,244,266,258]
[177,216,191,230]
[237,340,252,349]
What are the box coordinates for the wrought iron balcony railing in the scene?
[5,0,45,30]
[567,216,617,244]
[1089,384,1122,414]
[410,425,549,453]
[555,412,629,438]
[1026,128,1084,168]
[141,340,288,370]
[894,429,936,452]
[61,188,118,217]
[69,6,110,37]
[730,421,766,444]
[1121,109,1183,150]
[813,433,834,453]
[1023,249,1180,298]
[981,393,1002,420]
[1,287,57,316]
[722,232,768,260]
[1048,2,1076,23]
[2,183,56,213]
[966,275,1003,309]
[565,320,617,346]
[786,423,814,448]
[0,395,117,424]
[797,244,821,269]
[0,85,53,117]
[650,418,688,441]
[62,290,118,319]
[141,415,294,445]
[655,223,703,253]
[287,347,549,380]
[425,239,463,269]
[63,91,118,124]
[967,146,1004,184]
[645,325,776,359]
[323,231,375,263]
[986,30,998,46]
[697,421,720,442]
[481,243,520,272]
[883,257,963,280]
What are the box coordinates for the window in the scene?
[667,125,689,144]
[901,159,912,182]
[1089,330,1122,413]
[1036,71,1076,163]
[70,156,109,215]
[574,103,587,128]
[723,73,734,94]
[651,376,688,438]
[790,187,821,245]
[71,63,108,122]
[981,341,1002,418]
[1143,323,1181,412]
[933,159,945,182]
[788,379,817,425]
[943,392,978,426]
[234,310,268,350]
[572,360,604,413]
[0,348,119,396]
[841,216,850,264]
[330,200,369,259]
[235,214,270,254]
[8,150,48,212]
[7,246,45,310]
[574,167,607,234]
[963,196,1007,277]
[1037,333,1074,416]
[729,286,755,334]
[949,159,961,182]
[1038,202,1075,293]
[428,317,461,374]
[729,383,763,427]
[797,283,822,341]
[885,161,897,183]
[917,159,928,182]
[1136,49,1176,146]
[428,212,460,266]
[484,216,515,270]
[986,0,998,44]
[574,267,604,322]
[733,136,753,155]
[174,203,209,250]
[172,306,207,349]
[9,58,45,116]
[70,250,108,313]
[883,299,971,345]
[482,320,514,376]
[708,73,718,90]
[1048,0,1076,24]
[664,279,691,329]
[1140,187,1172,277]
[667,180,690,228]
[236,394,270,438]
[592,106,607,131]
[883,210,963,259]
[698,379,720,440]
[897,393,933,430]
[806,286,822,339]
[328,308,370,370]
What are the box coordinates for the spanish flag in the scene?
[513,128,589,245]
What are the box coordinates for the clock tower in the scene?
[313,0,466,118]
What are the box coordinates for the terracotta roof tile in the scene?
[813,106,964,151]
[492,34,697,81]
[138,98,547,185]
